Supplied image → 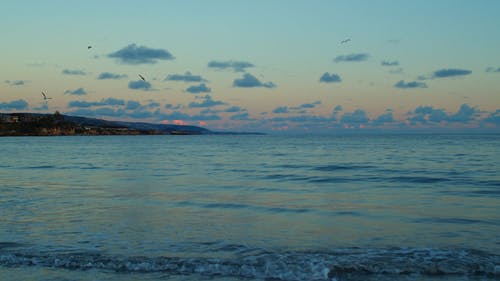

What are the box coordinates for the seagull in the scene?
[41,92,52,100]
[138,74,146,81]
[340,38,351,44]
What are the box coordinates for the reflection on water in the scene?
[1,134,499,280]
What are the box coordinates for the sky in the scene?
[1,0,499,133]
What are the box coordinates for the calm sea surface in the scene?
[1,134,499,280]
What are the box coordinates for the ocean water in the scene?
[0,134,499,281]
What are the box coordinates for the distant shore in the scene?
[0,112,204,136]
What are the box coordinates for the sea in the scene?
[0,134,499,281]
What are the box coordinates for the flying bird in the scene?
[41,92,52,100]
[138,74,146,81]
[340,38,351,44]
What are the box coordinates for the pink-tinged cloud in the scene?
[173,120,187,125]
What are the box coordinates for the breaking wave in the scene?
[1,247,499,280]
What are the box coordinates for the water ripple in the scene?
[313,164,373,171]
[388,176,450,184]
[413,217,497,225]
[175,201,312,214]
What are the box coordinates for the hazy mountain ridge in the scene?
[61,114,212,134]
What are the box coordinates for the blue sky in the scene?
[1,0,499,132]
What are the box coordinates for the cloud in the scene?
[93,107,126,117]
[160,111,191,120]
[372,111,394,126]
[62,69,87,75]
[381,60,400,66]
[273,106,289,114]
[195,114,223,121]
[160,111,222,121]
[426,108,448,123]
[224,106,245,113]
[5,80,27,86]
[128,80,152,91]
[271,101,321,115]
[67,108,114,118]
[394,80,428,89]
[147,101,160,108]
[433,68,472,78]
[126,100,141,110]
[297,101,321,109]
[102,98,126,106]
[64,87,87,95]
[0,99,29,110]
[425,68,472,79]
[407,104,478,124]
[64,108,95,117]
[128,110,156,119]
[97,72,127,80]
[165,71,206,83]
[482,110,500,125]
[165,103,183,110]
[271,115,330,123]
[198,108,217,115]
[319,72,342,83]
[331,105,343,120]
[73,108,120,118]
[188,95,226,108]
[33,103,49,111]
[486,67,500,73]
[186,83,211,94]
[230,113,252,120]
[340,109,369,125]
[233,73,276,88]
[334,53,369,63]
[413,106,433,115]
[68,98,125,108]
[207,60,254,72]
[108,43,174,64]
[448,104,478,123]
[66,99,167,120]
[68,101,98,108]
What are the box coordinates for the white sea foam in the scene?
[1,247,499,280]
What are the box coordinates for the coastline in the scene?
[0,112,206,136]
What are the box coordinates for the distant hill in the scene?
[0,112,212,136]
[61,114,212,135]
